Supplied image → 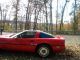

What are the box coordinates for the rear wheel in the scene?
[37,45,51,57]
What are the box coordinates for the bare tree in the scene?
[25,4,30,30]
[0,4,3,29]
[3,5,9,30]
[56,0,58,33]
[12,0,20,32]
[25,0,32,30]
[50,0,53,34]
[70,0,80,33]
[33,0,45,30]
[73,0,78,34]
[44,0,48,32]
[60,0,69,31]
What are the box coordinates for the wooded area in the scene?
[0,0,80,34]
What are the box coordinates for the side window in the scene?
[40,32,54,38]
[17,31,36,38]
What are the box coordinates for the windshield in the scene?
[9,34,16,37]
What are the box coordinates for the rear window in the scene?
[39,32,54,38]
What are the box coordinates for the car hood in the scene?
[0,34,13,38]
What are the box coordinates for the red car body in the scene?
[0,30,65,57]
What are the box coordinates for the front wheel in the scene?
[37,45,51,57]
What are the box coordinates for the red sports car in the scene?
[0,30,65,57]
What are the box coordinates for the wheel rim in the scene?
[38,47,49,57]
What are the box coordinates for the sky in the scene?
[0,0,74,24]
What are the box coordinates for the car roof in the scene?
[10,30,54,38]
[22,30,53,35]
[21,30,43,33]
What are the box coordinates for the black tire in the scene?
[37,45,51,57]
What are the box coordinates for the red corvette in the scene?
[0,30,65,57]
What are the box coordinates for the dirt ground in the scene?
[0,35,80,60]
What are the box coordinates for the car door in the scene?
[14,31,36,52]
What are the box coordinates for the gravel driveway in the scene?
[64,35,80,45]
